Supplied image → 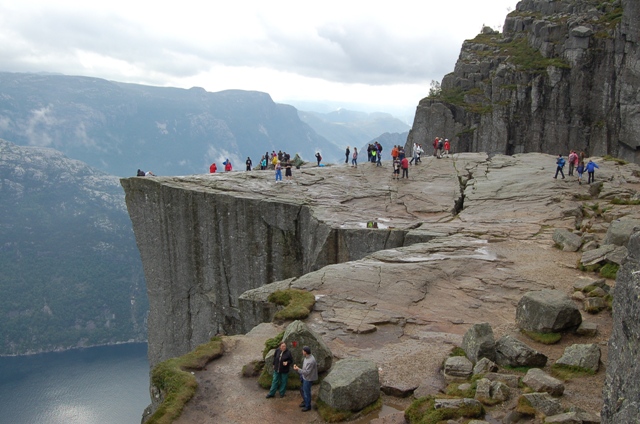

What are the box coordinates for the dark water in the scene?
[0,343,150,424]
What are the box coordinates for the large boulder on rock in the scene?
[318,359,380,412]
[581,244,628,266]
[555,344,601,372]
[553,229,582,252]
[473,357,498,375]
[603,219,640,247]
[522,368,564,396]
[443,356,473,381]
[282,320,333,372]
[519,392,563,417]
[515,290,582,333]
[495,335,547,367]
[462,323,496,363]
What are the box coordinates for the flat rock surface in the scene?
[164,154,640,422]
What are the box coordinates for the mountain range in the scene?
[0,139,147,355]
[0,72,409,177]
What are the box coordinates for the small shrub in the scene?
[262,331,285,359]
[522,330,562,344]
[450,347,467,357]
[445,381,476,398]
[267,289,316,321]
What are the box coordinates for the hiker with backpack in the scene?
[554,154,565,179]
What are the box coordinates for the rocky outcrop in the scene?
[318,359,380,412]
[515,289,582,333]
[408,0,640,164]
[462,322,496,363]
[603,231,640,423]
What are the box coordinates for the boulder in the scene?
[318,359,380,412]
[520,392,564,417]
[584,297,607,314]
[495,335,547,368]
[553,229,582,252]
[602,219,640,247]
[523,368,565,396]
[491,381,510,402]
[462,322,496,363]
[516,290,582,333]
[544,412,583,423]
[443,356,473,381]
[474,378,492,403]
[282,320,333,372]
[555,344,601,372]
[484,372,520,388]
[580,244,615,266]
[473,357,498,375]
[576,322,598,337]
[573,277,606,291]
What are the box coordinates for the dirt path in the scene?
[175,323,325,424]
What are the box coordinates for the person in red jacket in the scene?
[401,156,409,179]
[209,163,217,173]
[224,159,232,172]
[443,139,450,158]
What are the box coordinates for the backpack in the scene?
[557,158,566,167]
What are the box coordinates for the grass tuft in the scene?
[600,263,619,279]
[521,330,562,344]
[146,337,223,424]
[267,289,316,322]
[516,395,536,416]
[551,364,596,380]
[611,197,640,205]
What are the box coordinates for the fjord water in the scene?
[0,343,149,424]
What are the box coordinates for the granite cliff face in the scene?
[121,172,433,367]
[602,230,640,423]
[408,0,640,164]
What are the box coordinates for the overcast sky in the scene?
[0,0,519,119]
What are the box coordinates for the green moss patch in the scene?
[551,364,596,380]
[522,330,562,345]
[611,197,640,205]
[267,289,316,321]
[600,263,619,280]
[147,337,223,424]
[515,395,536,416]
[405,396,484,424]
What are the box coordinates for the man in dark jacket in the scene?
[266,342,293,398]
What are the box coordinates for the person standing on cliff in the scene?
[352,147,358,167]
[246,157,252,171]
[294,346,318,412]
[345,146,350,164]
[401,156,409,179]
[315,152,322,166]
[209,163,217,173]
[284,160,293,181]
[266,342,293,399]
[443,139,451,158]
[568,150,578,176]
[586,159,600,184]
[275,160,282,182]
[554,154,565,179]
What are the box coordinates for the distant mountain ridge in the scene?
[298,109,410,151]
[0,72,410,177]
[0,139,147,355]
[0,73,334,176]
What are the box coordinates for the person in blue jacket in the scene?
[586,159,600,184]
[554,154,566,179]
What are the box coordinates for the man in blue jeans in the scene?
[293,346,318,412]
